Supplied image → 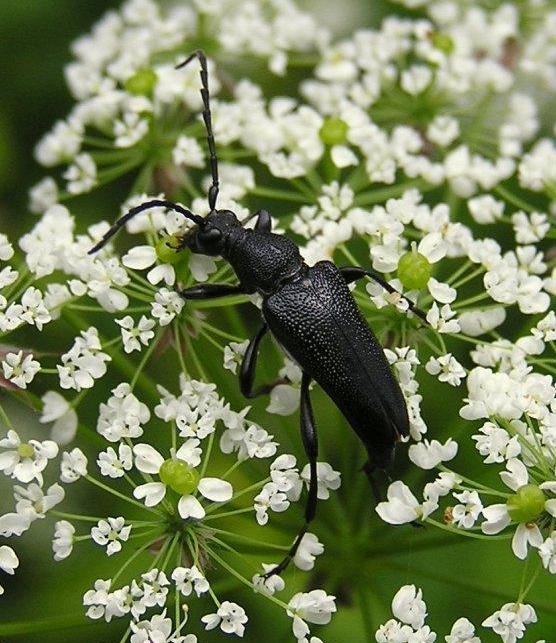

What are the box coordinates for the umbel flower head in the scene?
[2,0,556,640]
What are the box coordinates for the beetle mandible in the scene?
[90,50,429,577]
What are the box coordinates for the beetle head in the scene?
[184,209,241,256]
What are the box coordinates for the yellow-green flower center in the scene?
[397,250,431,290]
[155,235,184,264]
[507,484,545,523]
[319,117,349,146]
[430,32,454,55]
[124,68,158,96]
[17,443,35,459]
[159,458,199,495]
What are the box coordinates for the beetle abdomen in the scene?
[263,260,409,466]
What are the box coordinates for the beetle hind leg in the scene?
[362,459,393,504]
[262,372,318,579]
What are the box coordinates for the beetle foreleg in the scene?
[262,372,318,578]
[179,283,245,300]
[339,265,428,323]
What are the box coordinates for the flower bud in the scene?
[397,250,431,290]
[159,459,200,495]
[507,484,545,523]
[319,117,348,146]
[125,68,157,96]
[155,236,184,265]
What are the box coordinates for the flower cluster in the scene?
[376,584,538,643]
[2,0,556,640]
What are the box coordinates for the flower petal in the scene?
[132,444,164,474]
[133,482,166,507]
[178,494,205,520]
[122,245,156,270]
[198,477,233,503]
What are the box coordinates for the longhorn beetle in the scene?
[90,50,429,577]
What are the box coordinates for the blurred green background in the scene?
[0,2,555,642]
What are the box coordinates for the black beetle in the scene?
[90,50,428,576]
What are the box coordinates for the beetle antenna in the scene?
[88,199,204,255]
[176,50,220,212]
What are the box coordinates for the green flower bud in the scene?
[125,68,157,96]
[155,236,184,265]
[17,443,34,458]
[507,484,546,523]
[319,117,349,146]
[430,32,454,55]
[159,458,200,495]
[397,250,432,290]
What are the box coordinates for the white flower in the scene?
[408,439,458,470]
[425,354,465,386]
[482,603,537,643]
[376,481,436,525]
[401,65,432,95]
[252,564,285,596]
[426,303,460,334]
[511,523,543,560]
[376,618,414,643]
[472,422,521,464]
[391,585,427,629]
[114,112,149,149]
[0,545,19,595]
[29,176,58,213]
[97,444,133,478]
[254,482,290,525]
[173,135,205,167]
[202,601,248,637]
[451,491,483,529]
[132,443,233,519]
[2,351,40,389]
[0,430,58,484]
[0,233,14,260]
[468,195,505,224]
[60,447,88,483]
[445,617,480,643]
[97,383,150,442]
[300,462,341,499]
[116,315,155,353]
[57,327,111,391]
[91,517,132,556]
[424,472,461,505]
[287,589,336,641]
[151,288,184,326]
[82,578,112,621]
[223,340,249,375]
[123,246,175,286]
[64,153,97,194]
[176,407,217,440]
[172,565,209,597]
[53,520,75,561]
[40,391,78,445]
[538,531,556,573]
[293,532,324,571]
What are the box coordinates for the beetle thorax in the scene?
[226,230,304,295]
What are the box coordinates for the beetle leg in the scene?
[241,209,272,232]
[262,372,318,578]
[254,209,272,232]
[339,265,428,323]
[179,283,245,300]
[240,323,279,398]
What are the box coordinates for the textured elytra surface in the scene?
[263,260,409,468]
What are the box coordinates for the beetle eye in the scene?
[198,227,222,244]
